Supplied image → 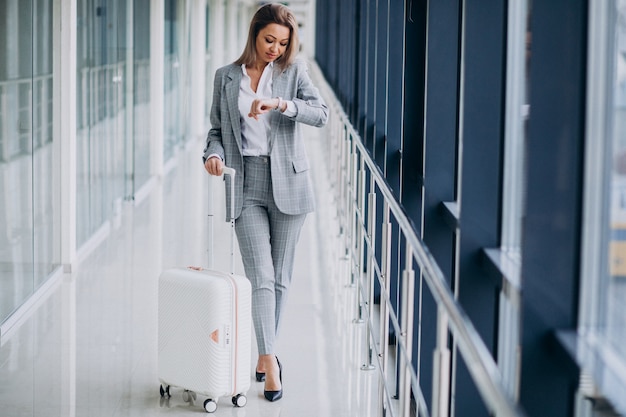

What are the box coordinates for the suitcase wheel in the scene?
[232,394,247,408]
[182,390,197,403]
[159,384,171,398]
[204,399,218,413]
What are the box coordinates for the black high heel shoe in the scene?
[263,357,283,402]
[255,371,266,382]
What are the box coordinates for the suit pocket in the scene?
[292,157,310,173]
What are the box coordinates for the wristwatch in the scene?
[275,97,283,111]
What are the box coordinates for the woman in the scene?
[202,3,328,402]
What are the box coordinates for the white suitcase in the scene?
[158,167,252,413]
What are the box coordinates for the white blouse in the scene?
[238,63,296,157]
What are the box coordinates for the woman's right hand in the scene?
[204,156,223,176]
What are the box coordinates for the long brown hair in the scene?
[234,3,299,70]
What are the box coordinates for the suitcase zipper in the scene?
[225,273,239,396]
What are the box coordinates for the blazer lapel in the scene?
[270,66,289,153]
[225,65,243,151]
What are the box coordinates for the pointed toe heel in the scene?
[264,389,283,402]
[255,371,266,382]
[263,357,283,402]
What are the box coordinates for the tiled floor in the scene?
[0,124,381,417]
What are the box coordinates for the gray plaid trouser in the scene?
[235,156,306,355]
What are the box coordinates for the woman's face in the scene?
[255,23,290,64]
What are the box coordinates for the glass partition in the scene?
[0,0,57,323]
[0,0,200,328]
[32,0,56,288]
[164,0,184,161]
[76,0,129,245]
[133,0,151,191]
[205,4,212,125]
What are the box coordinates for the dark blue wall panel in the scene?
[455,0,507,415]
[519,1,587,416]
[418,0,459,409]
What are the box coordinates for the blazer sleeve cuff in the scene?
[282,100,297,117]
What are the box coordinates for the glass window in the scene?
[580,1,626,414]
[497,0,531,400]
[502,1,531,259]
[607,0,626,367]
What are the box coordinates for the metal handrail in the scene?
[311,61,527,417]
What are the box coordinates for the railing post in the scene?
[336,123,345,216]
[353,153,367,324]
[378,202,392,416]
[0,87,7,160]
[340,126,350,241]
[328,104,338,195]
[432,307,451,417]
[361,187,377,371]
[348,142,359,287]
[336,127,348,221]
[399,245,415,417]
[337,127,350,285]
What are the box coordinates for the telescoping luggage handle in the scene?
[207,166,236,274]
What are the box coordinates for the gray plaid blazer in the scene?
[203,58,329,220]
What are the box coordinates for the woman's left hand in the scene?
[248,98,279,120]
